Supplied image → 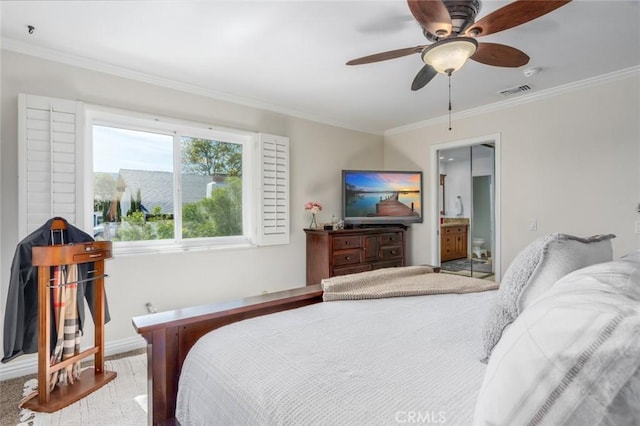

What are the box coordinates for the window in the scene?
[89,111,255,250]
[18,94,289,252]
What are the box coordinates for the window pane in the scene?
[180,136,243,238]
[93,125,174,241]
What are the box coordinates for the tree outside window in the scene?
[180,136,243,239]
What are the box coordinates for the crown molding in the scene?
[1,38,383,136]
[384,65,640,136]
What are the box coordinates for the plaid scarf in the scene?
[49,264,81,390]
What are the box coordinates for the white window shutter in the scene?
[18,94,83,238]
[257,133,289,246]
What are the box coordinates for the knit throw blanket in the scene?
[322,265,498,301]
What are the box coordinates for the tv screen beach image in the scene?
[344,171,421,219]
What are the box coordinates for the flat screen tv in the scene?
[342,170,423,225]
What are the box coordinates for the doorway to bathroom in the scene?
[430,134,501,281]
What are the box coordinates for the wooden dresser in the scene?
[441,224,468,262]
[305,227,406,285]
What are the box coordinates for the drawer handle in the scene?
[345,241,350,245]
[390,250,396,255]
[345,256,351,261]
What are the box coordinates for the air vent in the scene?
[498,84,533,97]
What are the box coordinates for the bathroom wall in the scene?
[439,147,471,218]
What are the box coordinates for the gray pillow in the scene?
[480,233,615,363]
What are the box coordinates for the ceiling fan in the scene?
[346,0,572,91]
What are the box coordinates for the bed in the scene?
[176,283,495,425]
[132,234,640,426]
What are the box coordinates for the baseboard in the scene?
[103,335,146,358]
[0,335,146,381]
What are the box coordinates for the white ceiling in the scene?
[2,1,639,134]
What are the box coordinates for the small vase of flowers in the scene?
[305,201,322,229]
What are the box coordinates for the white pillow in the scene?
[621,249,640,264]
[480,233,615,362]
[474,260,640,425]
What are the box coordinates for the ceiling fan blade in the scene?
[470,42,530,67]
[407,0,452,37]
[346,45,426,65]
[411,64,438,91]
[465,0,571,37]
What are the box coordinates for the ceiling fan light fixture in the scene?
[421,37,478,75]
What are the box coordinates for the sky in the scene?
[93,125,173,173]
[345,171,421,192]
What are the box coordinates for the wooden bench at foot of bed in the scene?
[132,285,324,426]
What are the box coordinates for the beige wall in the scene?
[384,73,640,273]
[0,50,383,365]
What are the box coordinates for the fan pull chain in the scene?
[448,71,452,131]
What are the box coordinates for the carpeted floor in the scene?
[0,349,145,426]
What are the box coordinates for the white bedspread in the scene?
[176,290,497,426]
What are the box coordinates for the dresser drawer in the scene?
[444,226,466,235]
[332,248,362,266]
[333,235,362,250]
[379,245,403,260]
[442,236,454,247]
[379,232,402,245]
[372,260,403,270]
[333,264,372,276]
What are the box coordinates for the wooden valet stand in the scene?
[22,220,115,412]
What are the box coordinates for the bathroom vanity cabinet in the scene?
[441,224,468,262]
